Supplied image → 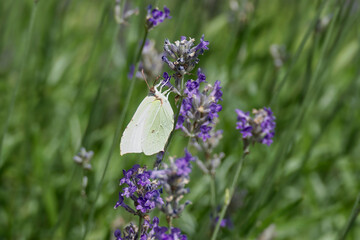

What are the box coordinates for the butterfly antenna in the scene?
[141,70,151,90]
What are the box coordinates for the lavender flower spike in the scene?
[114,165,164,216]
[235,107,276,146]
[176,69,223,142]
[151,149,195,218]
[163,36,209,77]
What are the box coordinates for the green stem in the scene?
[81,28,148,240]
[136,216,144,240]
[0,1,38,166]
[210,175,216,210]
[211,145,249,240]
[338,192,360,240]
[167,215,173,228]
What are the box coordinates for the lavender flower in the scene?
[129,40,164,80]
[73,147,93,170]
[143,217,187,240]
[139,40,163,79]
[162,36,209,75]
[235,107,276,146]
[146,5,171,30]
[114,165,164,216]
[114,0,139,24]
[73,147,94,196]
[213,216,233,229]
[151,150,195,218]
[114,217,187,240]
[176,69,223,142]
[162,35,209,91]
[191,124,225,176]
[114,223,138,240]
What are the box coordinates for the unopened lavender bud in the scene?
[270,44,287,68]
[73,156,82,164]
[114,0,122,24]
[81,176,88,197]
[82,176,88,189]
[162,56,175,70]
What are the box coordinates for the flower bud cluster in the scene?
[162,36,209,90]
[176,69,223,142]
[114,0,139,25]
[73,147,94,196]
[73,147,93,170]
[151,150,195,218]
[236,107,276,146]
[191,124,225,176]
[114,216,187,240]
[146,5,171,30]
[129,40,163,80]
[114,165,164,215]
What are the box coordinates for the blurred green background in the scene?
[1,0,360,239]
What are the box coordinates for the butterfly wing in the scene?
[120,96,156,155]
[142,99,174,156]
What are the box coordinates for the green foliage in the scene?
[0,0,359,239]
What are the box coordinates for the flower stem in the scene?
[136,216,144,240]
[167,215,173,228]
[211,144,249,240]
[81,28,148,240]
[210,175,216,210]
[338,191,360,240]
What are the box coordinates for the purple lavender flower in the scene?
[114,217,187,240]
[114,223,138,240]
[128,64,135,79]
[235,107,276,146]
[160,72,181,95]
[214,216,233,229]
[198,125,212,141]
[151,149,195,218]
[162,36,209,91]
[153,227,187,240]
[146,5,171,30]
[114,229,123,240]
[176,69,223,142]
[114,165,163,216]
[144,216,187,240]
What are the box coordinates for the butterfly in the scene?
[120,82,174,156]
